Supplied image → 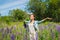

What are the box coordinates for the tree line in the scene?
[27,0,60,22]
[0,0,60,22]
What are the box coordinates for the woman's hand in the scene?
[46,17,52,20]
[40,17,52,22]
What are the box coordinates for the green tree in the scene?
[48,0,60,22]
[27,0,48,20]
[9,9,27,21]
[27,0,60,22]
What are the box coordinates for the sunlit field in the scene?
[0,22,60,40]
[0,0,60,40]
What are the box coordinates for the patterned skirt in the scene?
[29,32,38,40]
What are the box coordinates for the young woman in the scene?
[24,14,52,40]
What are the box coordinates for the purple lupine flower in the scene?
[39,25,45,31]
[56,24,60,32]
[13,25,16,30]
[6,27,9,34]
[0,28,4,32]
[36,32,38,40]
[48,23,52,27]
[10,34,15,40]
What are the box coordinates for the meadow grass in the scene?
[0,21,60,40]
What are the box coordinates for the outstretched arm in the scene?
[38,17,52,23]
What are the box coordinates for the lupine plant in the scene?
[0,22,60,40]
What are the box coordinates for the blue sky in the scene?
[0,0,29,16]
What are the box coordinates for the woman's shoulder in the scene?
[34,20,38,23]
[24,20,30,23]
[25,20,39,23]
[35,20,38,22]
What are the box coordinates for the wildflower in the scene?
[56,24,60,32]
[10,33,15,40]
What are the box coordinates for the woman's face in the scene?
[30,14,35,20]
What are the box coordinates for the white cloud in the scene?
[0,0,27,10]
[0,4,26,12]
[0,5,25,16]
[0,0,29,16]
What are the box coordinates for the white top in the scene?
[28,23,36,35]
[25,20,45,32]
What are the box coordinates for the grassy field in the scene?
[0,21,60,40]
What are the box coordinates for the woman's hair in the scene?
[30,14,35,22]
[29,14,35,17]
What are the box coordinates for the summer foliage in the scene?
[0,0,60,40]
[9,9,28,21]
[0,22,60,40]
[27,0,60,22]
